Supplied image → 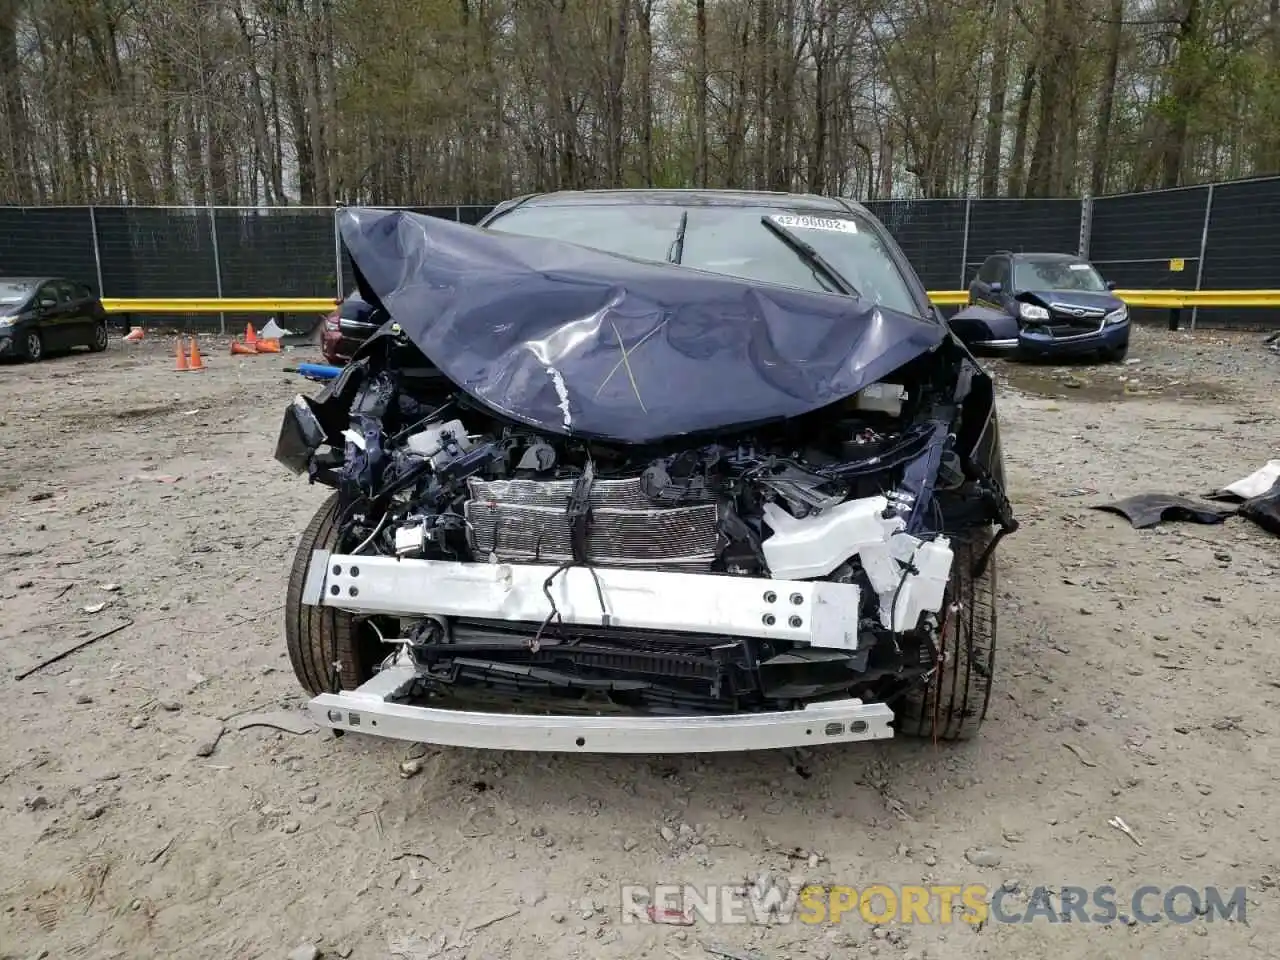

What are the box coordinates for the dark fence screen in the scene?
[1088,186,1210,290]
[0,207,99,291]
[1196,179,1280,328]
[214,208,336,298]
[93,207,220,298]
[1,179,1278,331]
[865,198,967,290]
[964,199,1082,284]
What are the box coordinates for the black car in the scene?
[0,277,110,362]
[951,251,1131,362]
[276,191,1018,754]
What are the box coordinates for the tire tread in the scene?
[897,535,997,741]
[284,493,373,695]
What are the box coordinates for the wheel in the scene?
[284,492,385,695]
[896,534,997,741]
[89,321,108,352]
[22,330,44,362]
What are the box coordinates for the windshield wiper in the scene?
[667,210,689,264]
[760,216,858,297]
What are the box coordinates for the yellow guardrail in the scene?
[102,298,339,314]
[1110,290,1280,308]
[927,290,1280,308]
[100,290,1280,314]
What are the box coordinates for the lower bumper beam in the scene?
[309,665,896,753]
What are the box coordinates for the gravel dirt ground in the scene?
[1,324,1277,960]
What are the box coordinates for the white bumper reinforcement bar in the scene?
[304,549,864,649]
[308,664,896,753]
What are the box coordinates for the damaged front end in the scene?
[276,206,1016,753]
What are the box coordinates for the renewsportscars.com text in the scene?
[620,882,1247,926]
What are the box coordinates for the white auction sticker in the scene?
[769,213,858,234]
[1068,262,1091,270]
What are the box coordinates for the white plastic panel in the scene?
[313,553,863,648]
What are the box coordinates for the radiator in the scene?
[464,476,719,568]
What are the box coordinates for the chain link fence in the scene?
[0,177,1277,330]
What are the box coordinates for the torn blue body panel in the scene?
[336,207,948,446]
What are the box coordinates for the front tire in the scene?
[896,534,997,741]
[23,330,43,362]
[285,492,384,695]
[89,321,108,352]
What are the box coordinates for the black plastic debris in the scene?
[1237,480,1280,536]
[1091,495,1237,529]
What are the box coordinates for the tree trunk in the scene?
[1090,0,1124,196]
[1007,60,1036,197]
[695,0,708,187]
[299,0,330,204]
[807,3,827,193]
[605,0,629,185]
[0,0,33,203]
[754,0,771,187]
[235,2,282,204]
[283,50,315,203]
[766,1,788,190]
[636,0,654,185]
[184,100,207,205]
[1026,0,1061,197]
[979,0,1011,197]
[1160,0,1203,189]
[727,11,750,185]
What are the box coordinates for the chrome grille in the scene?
[465,476,719,568]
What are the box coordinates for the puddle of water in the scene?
[996,364,1230,403]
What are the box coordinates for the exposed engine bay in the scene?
[279,336,1014,716]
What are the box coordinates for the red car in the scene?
[320,292,386,365]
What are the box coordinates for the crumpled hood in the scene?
[1020,290,1124,313]
[337,207,947,445]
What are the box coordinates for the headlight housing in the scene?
[1018,303,1050,322]
[1104,305,1128,325]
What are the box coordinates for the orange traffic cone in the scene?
[255,337,281,353]
[188,338,205,371]
[230,340,256,356]
[123,326,144,343]
[174,337,189,371]
[245,323,258,348]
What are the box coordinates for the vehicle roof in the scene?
[1000,252,1088,261]
[515,188,862,214]
[0,277,53,284]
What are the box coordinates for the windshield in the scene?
[485,203,922,316]
[0,281,34,305]
[1013,258,1108,293]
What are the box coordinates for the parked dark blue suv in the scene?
[950,252,1130,362]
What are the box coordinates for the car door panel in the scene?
[65,281,97,346]
[33,283,65,349]
[993,261,1013,317]
[971,257,1005,312]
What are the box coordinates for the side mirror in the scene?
[1106,280,1117,290]
[989,282,1002,294]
